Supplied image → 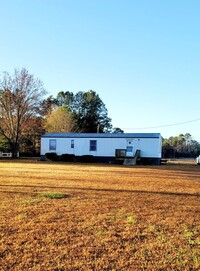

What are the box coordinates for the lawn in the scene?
[0,160,199,271]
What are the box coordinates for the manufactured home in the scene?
[41,133,162,165]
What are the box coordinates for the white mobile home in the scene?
[41,133,162,165]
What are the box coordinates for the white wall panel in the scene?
[41,134,162,159]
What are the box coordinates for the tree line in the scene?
[0,68,123,157]
[0,68,199,158]
[162,133,200,158]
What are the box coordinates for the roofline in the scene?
[42,133,161,139]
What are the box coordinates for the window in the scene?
[71,140,74,148]
[90,140,97,151]
[126,146,133,152]
[49,139,56,151]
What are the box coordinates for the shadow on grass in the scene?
[0,184,199,197]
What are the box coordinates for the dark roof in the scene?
[42,133,161,139]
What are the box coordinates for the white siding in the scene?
[41,134,162,159]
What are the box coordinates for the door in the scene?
[126,139,134,157]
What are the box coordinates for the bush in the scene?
[45,152,58,161]
[60,153,75,162]
[76,155,96,163]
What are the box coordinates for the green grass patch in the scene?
[17,212,28,220]
[126,215,137,225]
[39,193,67,199]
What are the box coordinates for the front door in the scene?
[126,139,134,157]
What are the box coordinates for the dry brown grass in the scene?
[0,160,199,271]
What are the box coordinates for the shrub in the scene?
[60,153,75,162]
[76,155,96,163]
[45,152,58,161]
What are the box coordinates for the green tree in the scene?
[112,127,124,133]
[0,68,46,157]
[42,90,117,133]
[73,90,112,133]
[162,133,200,158]
[56,91,74,108]
[40,95,57,117]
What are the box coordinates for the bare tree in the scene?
[0,68,46,157]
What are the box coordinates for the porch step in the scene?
[123,150,140,166]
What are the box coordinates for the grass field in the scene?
[0,160,199,271]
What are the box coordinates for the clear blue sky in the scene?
[1,0,200,141]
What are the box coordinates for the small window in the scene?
[126,146,133,152]
[71,140,74,148]
[90,140,97,151]
[49,139,56,151]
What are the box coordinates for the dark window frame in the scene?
[49,139,56,151]
[90,140,97,151]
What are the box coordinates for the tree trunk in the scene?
[10,143,19,158]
